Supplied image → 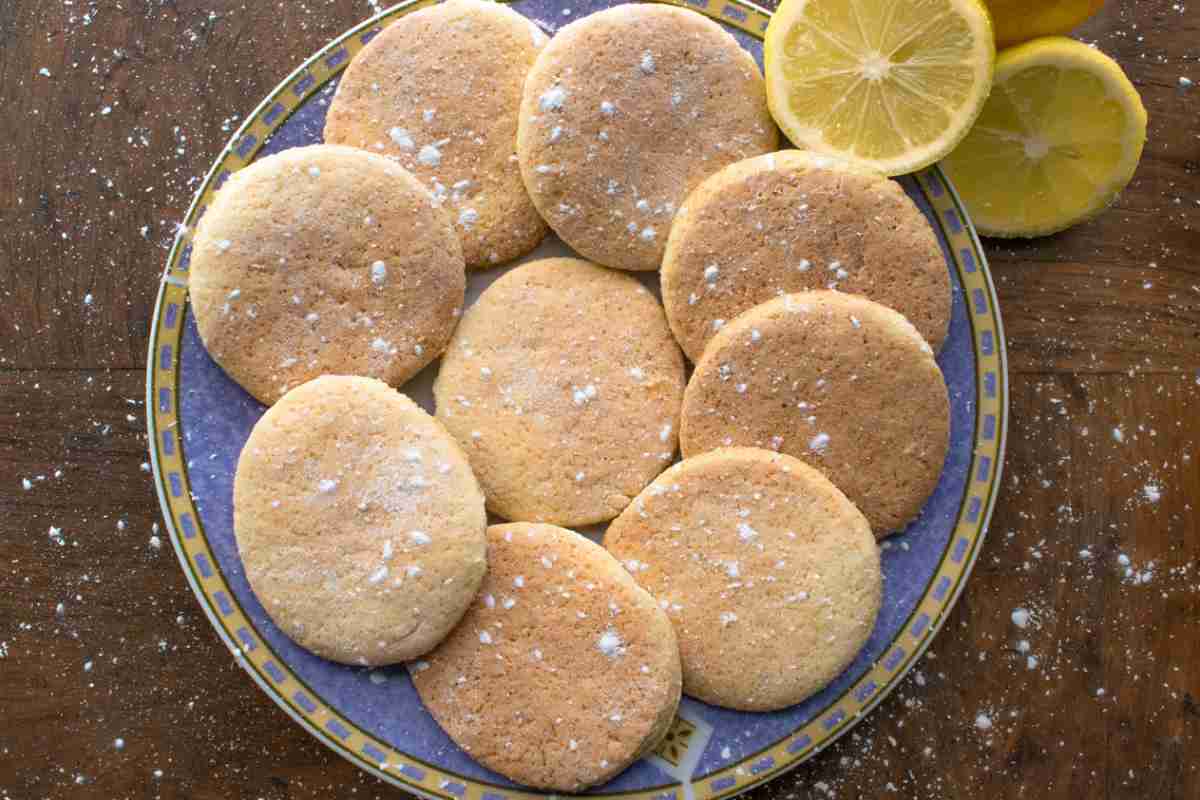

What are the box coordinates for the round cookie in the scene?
[605,447,881,711]
[189,144,465,405]
[434,257,686,526]
[233,375,487,665]
[680,291,949,537]
[325,0,548,268]
[410,522,682,792]
[516,4,778,271]
[662,151,951,362]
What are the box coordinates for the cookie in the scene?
[662,151,951,362]
[516,4,777,271]
[605,447,880,711]
[433,257,686,526]
[410,522,682,791]
[325,0,548,268]
[680,291,949,536]
[189,144,465,405]
[233,375,487,665]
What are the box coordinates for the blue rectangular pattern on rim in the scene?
[263,660,287,684]
[441,781,466,797]
[177,244,192,271]
[976,455,992,481]
[984,372,997,399]
[951,536,970,563]
[710,777,738,792]
[361,28,382,44]
[854,681,877,703]
[179,512,196,539]
[161,430,175,457]
[193,553,214,578]
[934,575,953,600]
[972,288,988,314]
[326,719,351,740]
[236,627,257,652]
[980,330,995,356]
[399,764,425,781]
[787,734,812,754]
[750,757,775,775]
[911,613,930,637]
[884,647,906,671]
[293,72,316,95]
[159,344,173,371]
[651,792,677,800]
[959,247,977,273]
[325,48,349,68]
[482,793,508,800]
[235,134,257,159]
[158,387,172,413]
[721,3,748,21]
[213,591,234,616]
[943,208,963,234]
[822,709,846,731]
[164,302,179,328]
[362,742,386,764]
[983,414,997,440]
[262,102,286,125]
[967,496,982,522]
[213,170,231,190]
[293,691,318,713]
[168,472,183,497]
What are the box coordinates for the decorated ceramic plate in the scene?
[146,0,1008,797]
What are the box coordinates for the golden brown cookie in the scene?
[233,376,487,666]
[680,291,949,536]
[662,151,950,361]
[189,144,465,405]
[325,0,548,268]
[605,447,880,711]
[410,522,682,792]
[433,257,686,526]
[516,4,778,271]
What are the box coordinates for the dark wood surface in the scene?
[1,1,1198,798]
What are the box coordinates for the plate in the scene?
[146,1,1008,797]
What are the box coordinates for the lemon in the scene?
[764,0,995,176]
[984,0,1104,48]
[942,37,1147,238]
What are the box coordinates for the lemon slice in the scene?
[983,0,1104,48]
[942,37,1147,238]
[764,0,995,176]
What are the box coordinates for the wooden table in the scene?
[1,1,1196,797]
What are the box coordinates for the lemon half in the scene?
[764,0,995,176]
[942,37,1147,238]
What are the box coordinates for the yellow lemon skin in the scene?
[984,0,1105,48]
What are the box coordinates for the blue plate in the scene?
[147,1,1008,798]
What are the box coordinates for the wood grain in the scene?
[1,1,1198,798]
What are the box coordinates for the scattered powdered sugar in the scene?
[737,522,758,542]
[704,264,720,284]
[572,384,598,406]
[639,51,656,74]
[809,432,831,453]
[417,143,442,167]
[388,127,414,150]
[409,530,432,546]
[478,630,493,645]
[719,611,738,626]
[368,566,389,584]
[457,208,479,229]
[1142,483,1162,503]
[597,629,624,657]
[371,261,387,285]
[974,713,993,731]
[540,86,567,112]
[1010,608,1031,629]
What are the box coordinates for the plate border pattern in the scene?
[145,1,1009,798]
